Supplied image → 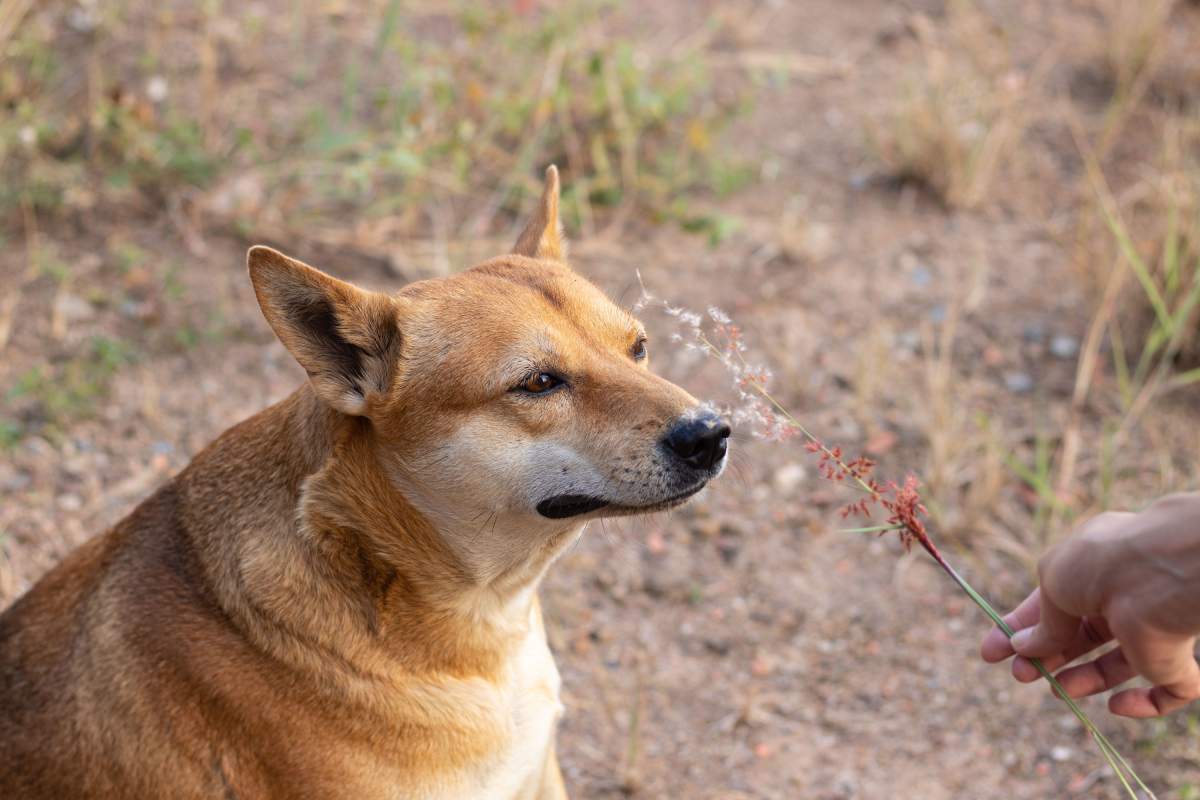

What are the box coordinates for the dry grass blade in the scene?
[0,0,35,48]
[1094,0,1176,155]
[708,50,851,79]
[866,6,1049,209]
[1070,113,1200,448]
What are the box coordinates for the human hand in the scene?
[980,494,1200,717]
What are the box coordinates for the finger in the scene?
[981,590,1042,663]
[1011,616,1114,682]
[1010,588,1081,660]
[1053,646,1138,698]
[1113,627,1200,717]
[1108,688,1162,718]
[1147,682,1200,716]
[1012,655,1039,682]
[1107,686,1199,719]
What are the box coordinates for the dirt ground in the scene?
[3,1,1200,798]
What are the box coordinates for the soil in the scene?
[3,1,1199,798]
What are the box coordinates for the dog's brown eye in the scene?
[518,372,563,394]
[632,337,647,361]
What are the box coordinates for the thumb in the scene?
[1011,590,1080,659]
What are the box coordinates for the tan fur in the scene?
[0,167,725,799]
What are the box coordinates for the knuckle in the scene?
[1035,545,1072,595]
[1078,511,1128,539]
[1147,494,1200,530]
[1150,492,1196,512]
[1036,543,1063,578]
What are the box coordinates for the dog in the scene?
[0,166,730,799]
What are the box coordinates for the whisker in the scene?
[469,510,497,545]
[597,517,619,547]
[725,456,752,489]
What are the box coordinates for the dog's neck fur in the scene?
[177,385,573,685]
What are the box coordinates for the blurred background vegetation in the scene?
[2,0,1200,797]
[1,0,751,249]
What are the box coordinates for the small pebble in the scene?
[911,265,933,287]
[896,330,921,351]
[66,6,98,33]
[773,463,806,493]
[54,293,95,324]
[0,468,31,492]
[24,437,55,458]
[146,76,169,103]
[1050,335,1079,360]
[1050,746,1073,762]
[645,530,666,555]
[1004,371,1034,394]
[1022,323,1046,344]
[864,429,897,455]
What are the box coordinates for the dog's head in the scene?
[249,167,729,576]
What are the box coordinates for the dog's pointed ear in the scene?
[247,246,401,416]
[511,165,565,261]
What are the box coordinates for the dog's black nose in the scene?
[663,412,731,470]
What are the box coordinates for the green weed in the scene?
[3,1,750,243]
[287,1,748,234]
[3,336,137,441]
[1077,119,1200,421]
[0,420,21,451]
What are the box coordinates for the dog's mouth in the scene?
[536,494,609,519]
[536,482,708,520]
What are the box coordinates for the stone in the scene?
[1004,371,1034,394]
[1049,335,1079,360]
[773,463,807,493]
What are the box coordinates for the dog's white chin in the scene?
[603,480,709,517]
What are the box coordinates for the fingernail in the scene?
[1011,628,1032,650]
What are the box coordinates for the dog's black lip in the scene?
[537,494,610,519]
[537,482,708,520]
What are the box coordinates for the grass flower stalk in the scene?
[639,281,1157,799]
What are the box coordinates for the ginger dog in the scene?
[0,167,730,799]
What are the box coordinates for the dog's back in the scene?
[1,396,419,798]
[0,401,316,798]
[0,482,240,797]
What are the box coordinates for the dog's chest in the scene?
[471,604,564,798]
